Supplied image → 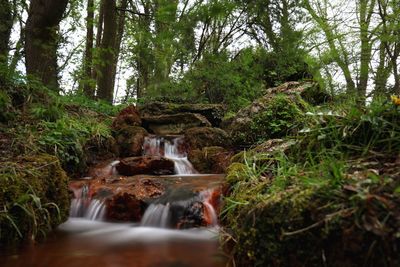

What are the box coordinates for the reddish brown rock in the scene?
[114,126,148,157]
[112,105,142,130]
[105,192,144,221]
[116,156,175,176]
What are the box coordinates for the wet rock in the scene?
[188,146,233,174]
[142,113,211,135]
[139,102,225,127]
[176,201,206,229]
[105,193,144,221]
[114,126,148,157]
[116,156,175,175]
[184,127,231,150]
[112,105,142,130]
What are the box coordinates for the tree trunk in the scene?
[110,0,128,100]
[0,0,12,75]
[25,0,68,91]
[91,0,105,93]
[82,0,95,98]
[96,0,117,103]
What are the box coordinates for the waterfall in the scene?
[69,184,106,221]
[143,135,198,175]
[141,203,171,228]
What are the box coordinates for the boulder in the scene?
[139,102,225,126]
[184,127,231,150]
[112,105,142,130]
[188,146,233,174]
[105,193,144,221]
[222,82,317,146]
[142,113,211,135]
[114,126,148,157]
[116,156,175,176]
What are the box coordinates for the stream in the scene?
[3,135,227,267]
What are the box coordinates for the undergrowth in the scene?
[222,97,400,266]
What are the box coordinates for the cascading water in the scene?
[70,184,106,221]
[143,135,198,175]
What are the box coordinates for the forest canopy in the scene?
[0,0,399,109]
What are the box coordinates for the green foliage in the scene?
[295,97,400,158]
[61,94,123,116]
[250,94,304,143]
[36,113,112,175]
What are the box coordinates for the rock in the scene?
[223,82,315,146]
[116,156,175,176]
[112,105,142,130]
[114,126,148,157]
[176,201,206,229]
[184,127,231,150]
[230,139,296,164]
[70,177,166,222]
[84,136,118,166]
[105,193,144,221]
[142,113,211,135]
[139,102,226,127]
[188,146,233,174]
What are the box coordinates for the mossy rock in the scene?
[223,177,400,266]
[114,126,148,157]
[139,101,225,126]
[0,154,70,247]
[230,139,296,167]
[225,93,306,146]
[188,146,232,173]
[185,127,231,150]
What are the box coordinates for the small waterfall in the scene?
[143,135,197,175]
[70,184,106,221]
[141,203,171,228]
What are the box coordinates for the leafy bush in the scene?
[250,94,304,143]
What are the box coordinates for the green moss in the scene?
[223,159,400,266]
[0,154,70,247]
[225,163,247,184]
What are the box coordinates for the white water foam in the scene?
[143,135,198,175]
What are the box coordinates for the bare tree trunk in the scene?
[91,0,105,93]
[96,0,117,103]
[25,0,68,91]
[82,0,95,98]
[111,0,128,98]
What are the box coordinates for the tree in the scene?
[0,0,12,68]
[96,0,117,103]
[377,0,400,94]
[25,0,69,91]
[82,0,95,98]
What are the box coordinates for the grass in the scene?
[222,96,400,266]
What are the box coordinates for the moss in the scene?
[0,154,70,247]
[225,162,247,184]
[230,94,305,146]
[223,163,400,266]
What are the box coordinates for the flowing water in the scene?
[3,135,227,267]
[143,135,198,174]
